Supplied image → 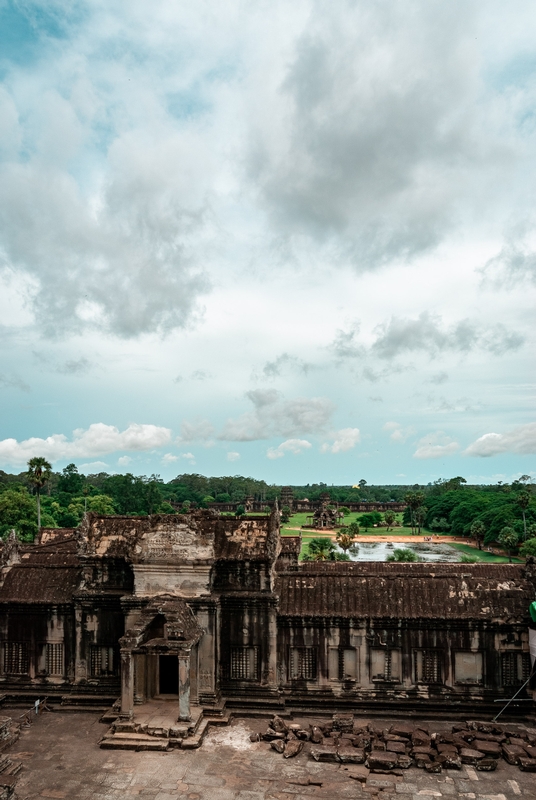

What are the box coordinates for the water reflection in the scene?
[337,541,461,562]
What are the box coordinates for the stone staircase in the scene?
[99,704,230,751]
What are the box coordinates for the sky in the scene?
[0,0,534,486]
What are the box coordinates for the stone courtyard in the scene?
[6,712,536,800]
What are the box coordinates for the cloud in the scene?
[226,451,240,462]
[371,313,524,359]
[0,422,172,465]
[178,419,215,443]
[56,358,91,375]
[161,453,179,464]
[190,370,212,381]
[330,324,364,359]
[261,353,312,378]
[429,371,449,385]
[179,452,196,463]
[383,422,414,443]
[413,431,460,459]
[219,390,334,442]
[482,226,536,288]
[321,427,360,453]
[464,422,536,457]
[267,439,312,459]
[117,456,132,466]
[0,373,30,392]
[78,461,110,473]
[248,3,516,270]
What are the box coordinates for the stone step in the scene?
[100,734,169,751]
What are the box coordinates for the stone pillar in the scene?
[178,652,191,721]
[134,653,146,705]
[267,601,278,690]
[120,650,135,717]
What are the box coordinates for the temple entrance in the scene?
[159,655,178,694]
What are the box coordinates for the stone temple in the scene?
[0,508,534,745]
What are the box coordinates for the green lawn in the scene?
[281,511,428,538]
[449,543,523,564]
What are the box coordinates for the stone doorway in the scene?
[159,655,178,694]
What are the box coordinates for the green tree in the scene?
[347,521,360,538]
[358,512,382,531]
[0,488,56,540]
[57,463,84,495]
[515,491,531,541]
[26,457,52,529]
[470,520,485,551]
[336,526,357,553]
[339,506,350,517]
[498,526,519,562]
[519,538,536,558]
[404,491,425,535]
[235,504,245,518]
[281,505,291,523]
[302,537,336,561]
[384,510,395,531]
[386,548,420,562]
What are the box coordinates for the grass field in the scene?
[280,513,521,563]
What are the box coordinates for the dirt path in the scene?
[284,528,469,544]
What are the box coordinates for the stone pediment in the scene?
[134,522,215,564]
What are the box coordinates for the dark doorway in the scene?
[159,655,178,694]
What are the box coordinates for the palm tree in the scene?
[516,492,531,541]
[302,538,336,561]
[26,457,52,529]
[384,511,395,531]
[470,520,485,551]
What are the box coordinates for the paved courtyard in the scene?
[6,712,536,800]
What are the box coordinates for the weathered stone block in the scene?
[386,741,406,754]
[283,739,303,758]
[271,716,288,734]
[518,756,536,772]
[397,755,412,769]
[367,751,398,770]
[311,746,339,762]
[310,726,323,744]
[412,730,431,747]
[502,744,526,765]
[389,723,414,738]
[270,740,285,753]
[424,760,442,773]
[476,758,497,771]
[460,748,485,765]
[473,739,501,756]
[337,746,365,764]
[345,765,369,782]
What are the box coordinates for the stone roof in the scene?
[276,562,534,621]
[0,536,80,604]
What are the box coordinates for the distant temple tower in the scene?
[280,486,294,511]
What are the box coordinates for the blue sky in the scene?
[0,0,534,485]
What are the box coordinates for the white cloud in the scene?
[220,391,334,442]
[464,422,536,457]
[78,461,110,473]
[226,451,240,462]
[321,428,360,453]
[267,439,312,459]
[180,452,196,463]
[413,432,460,459]
[117,456,132,466]
[161,453,179,464]
[0,423,172,466]
[383,422,414,443]
[178,419,215,443]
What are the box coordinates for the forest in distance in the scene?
[0,465,534,556]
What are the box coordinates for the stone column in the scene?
[178,652,191,721]
[120,650,135,717]
[134,653,146,705]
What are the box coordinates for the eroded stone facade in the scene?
[0,510,533,720]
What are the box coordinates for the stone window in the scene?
[229,646,258,681]
[4,642,29,675]
[329,647,358,681]
[90,645,117,677]
[289,647,317,681]
[46,644,64,676]
[454,652,482,684]
[371,648,401,681]
[501,652,531,686]
[414,650,442,684]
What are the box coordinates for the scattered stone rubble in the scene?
[0,717,21,799]
[256,713,536,774]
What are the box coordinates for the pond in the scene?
[337,541,462,562]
